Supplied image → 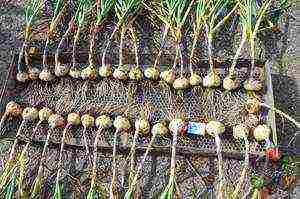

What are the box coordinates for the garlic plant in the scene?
[17,107,52,198]
[82,0,115,80]
[87,115,112,199]
[54,17,75,77]
[160,117,187,198]
[69,0,94,79]
[231,124,250,199]
[54,113,81,198]
[0,101,23,132]
[113,0,143,81]
[17,0,43,82]
[126,113,150,194]
[171,0,195,90]
[202,0,238,88]
[125,121,169,199]
[0,106,38,195]
[109,115,131,199]
[238,0,271,91]
[31,113,65,198]
[81,114,95,160]
[188,0,209,87]
[143,0,175,81]
[101,0,142,79]
[206,120,225,199]
[40,0,67,81]
[128,27,143,81]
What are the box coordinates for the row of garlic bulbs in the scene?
[17,63,262,92]
[2,100,271,143]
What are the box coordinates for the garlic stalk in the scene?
[87,115,112,199]
[31,113,65,198]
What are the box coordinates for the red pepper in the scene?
[266,147,281,162]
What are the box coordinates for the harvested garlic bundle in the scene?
[173,77,189,90]
[135,118,150,135]
[55,63,69,77]
[244,78,263,91]
[232,124,249,139]
[253,124,271,142]
[28,67,41,80]
[67,113,81,125]
[22,107,39,121]
[81,114,95,128]
[223,75,240,91]
[113,66,129,80]
[129,67,143,81]
[48,114,65,129]
[99,64,113,77]
[96,115,112,129]
[206,120,225,136]
[38,107,53,121]
[160,69,175,84]
[69,68,81,79]
[113,116,131,131]
[5,101,23,116]
[245,98,261,113]
[189,73,202,86]
[39,69,55,81]
[152,122,169,136]
[203,70,221,88]
[144,67,160,80]
[17,72,29,82]
[81,66,97,80]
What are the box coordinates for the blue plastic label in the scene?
[188,122,206,135]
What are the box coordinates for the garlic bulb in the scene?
[152,122,169,136]
[206,121,225,136]
[203,70,221,88]
[144,67,160,80]
[81,114,95,128]
[67,113,81,125]
[22,107,39,121]
[189,73,202,86]
[223,76,239,91]
[245,98,260,113]
[81,66,97,80]
[169,118,186,134]
[17,72,29,82]
[55,63,69,77]
[39,69,55,81]
[135,118,150,135]
[129,67,143,81]
[96,115,112,129]
[113,67,128,80]
[113,116,131,131]
[48,114,65,129]
[5,101,22,116]
[28,67,41,80]
[244,78,263,91]
[39,107,53,121]
[99,65,112,77]
[69,68,81,79]
[253,124,270,141]
[232,124,249,139]
[173,77,189,90]
[160,69,175,84]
